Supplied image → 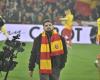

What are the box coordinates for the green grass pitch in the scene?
[0,42,100,80]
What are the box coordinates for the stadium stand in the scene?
[0,0,100,24]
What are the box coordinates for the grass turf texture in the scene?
[0,42,100,80]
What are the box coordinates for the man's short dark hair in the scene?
[43,19,53,26]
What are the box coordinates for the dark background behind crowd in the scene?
[0,0,100,24]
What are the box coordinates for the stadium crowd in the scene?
[0,0,100,24]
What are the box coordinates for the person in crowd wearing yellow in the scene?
[29,19,68,80]
[96,18,100,45]
[60,9,74,48]
[0,16,9,38]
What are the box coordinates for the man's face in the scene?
[65,9,71,15]
[43,22,54,31]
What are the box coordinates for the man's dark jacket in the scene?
[29,32,68,71]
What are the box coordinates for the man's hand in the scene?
[29,71,33,77]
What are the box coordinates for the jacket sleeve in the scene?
[60,36,68,69]
[29,35,41,71]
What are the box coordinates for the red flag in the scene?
[75,0,92,16]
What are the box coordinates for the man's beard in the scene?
[47,27,52,31]
[46,30,52,33]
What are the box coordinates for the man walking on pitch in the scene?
[29,19,68,80]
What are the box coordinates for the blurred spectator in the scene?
[0,0,6,16]
[90,25,97,44]
[35,12,44,24]
[74,16,83,26]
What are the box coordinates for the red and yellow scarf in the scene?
[40,30,64,74]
